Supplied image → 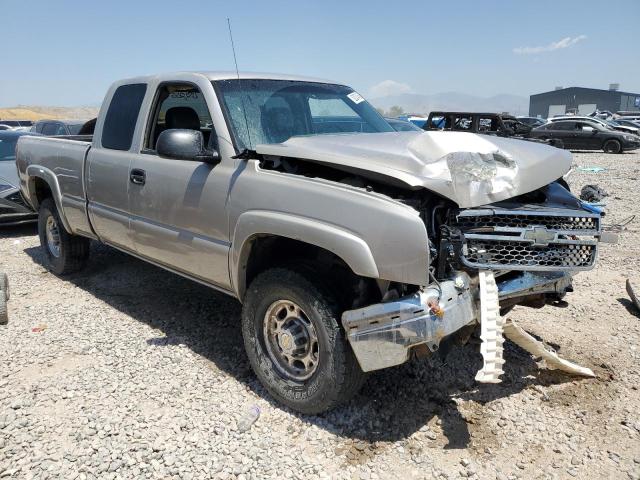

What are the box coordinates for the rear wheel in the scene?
[603,139,622,154]
[241,267,365,414]
[38,198,90,275]
[0,295,7,325]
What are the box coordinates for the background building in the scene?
[529,85,640,118]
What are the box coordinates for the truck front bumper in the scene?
[342,271,574,372]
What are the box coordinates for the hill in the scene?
[0,106,99,122]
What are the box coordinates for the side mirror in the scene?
[156,129,220,164]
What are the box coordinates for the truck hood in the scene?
[255,131,572,208]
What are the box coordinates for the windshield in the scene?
[0,137,18,161]
[214,79,393,150]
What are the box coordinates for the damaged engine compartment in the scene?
[256,151,599,311]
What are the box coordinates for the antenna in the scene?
[227,18,253,150]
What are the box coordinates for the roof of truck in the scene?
[118,71,341,86]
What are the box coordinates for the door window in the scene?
[41,123,59,135]
[145,83,214,151]
[551,122,575,131]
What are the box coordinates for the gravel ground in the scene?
[1,150,639,480]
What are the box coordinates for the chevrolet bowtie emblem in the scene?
[522,227,556,246]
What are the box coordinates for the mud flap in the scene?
[503,320,595,378]
[475,270,505,383]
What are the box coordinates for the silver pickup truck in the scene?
[16,71,609,413]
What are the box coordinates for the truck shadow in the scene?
[24,242,584,448]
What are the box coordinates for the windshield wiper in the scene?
[232,148,258,160]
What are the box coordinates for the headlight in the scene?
[623,135,636,141]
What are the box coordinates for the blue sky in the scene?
[1,0,638,106]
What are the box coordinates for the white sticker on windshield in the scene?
[347,92,365,104]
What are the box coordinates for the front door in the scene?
[128,82,233,290]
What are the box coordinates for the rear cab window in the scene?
[101,83,147,150]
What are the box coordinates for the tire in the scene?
[603,139,622,154]
[0,295,7,325]
[0,272,8,301]
[241,267,366,414]
[552,139,564,149]
[38,198,89,275]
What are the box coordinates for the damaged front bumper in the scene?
[341,270,576,372]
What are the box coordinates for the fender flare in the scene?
[25,165,73,233]
[231,210,379,299]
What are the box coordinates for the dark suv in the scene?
[32,119,87,136]
[531,120,640,153]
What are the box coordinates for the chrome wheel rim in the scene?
[45,216,61,258]
[263,300,320,381]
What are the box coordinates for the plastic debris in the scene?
[503,319,595,378]
[237,405,260,432]
[580,184,609,202]
[577,166,606,173]
[475,270,505,384]
[626,279,640,313]
[31,324,48,333]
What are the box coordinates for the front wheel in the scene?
[38,198,90,275]
[241,267,365,414]
[603,139,622,154]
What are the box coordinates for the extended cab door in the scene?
[127,80,233,290]
[86,83,147,252]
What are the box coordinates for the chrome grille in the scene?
[456,213,598,232]
[454,209,600,271]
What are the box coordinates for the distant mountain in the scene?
[370,92,529,116]
[0,105,99,121]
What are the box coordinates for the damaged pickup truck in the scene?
[16,72,613,413]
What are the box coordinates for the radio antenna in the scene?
[227,18,253,150]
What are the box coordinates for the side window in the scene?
[145,83,214,151]
[553,122,574,131]
[54,124,67,135]
[42,123,58,136]
[102,83,147,151]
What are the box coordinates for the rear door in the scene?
[574,122,601,149]
[86,83,147,252]
[128,80,233,289]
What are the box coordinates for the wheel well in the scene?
[242,235,379,308]
[32,177,53,208]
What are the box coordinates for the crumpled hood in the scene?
[255,131,572,207]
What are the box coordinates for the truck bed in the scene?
[16,135,92,235]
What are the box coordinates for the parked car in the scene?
[425,112,533,137]
[531,120,640,153]
[385,117,422,132]
[517,116,546,128]
[16,71,612,413]
[613,119,640,129]
[549,115,639,136]
[0,120,34,130]
[0,125,11,131]
[0,130,40,225]
[32,119,88,136]
[397,114,428,128]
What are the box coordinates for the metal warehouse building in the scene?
[529,85,640,118]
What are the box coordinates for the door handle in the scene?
[129,169,146,185]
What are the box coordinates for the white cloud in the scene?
[513,35,587,55]
[369,80,413,98]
